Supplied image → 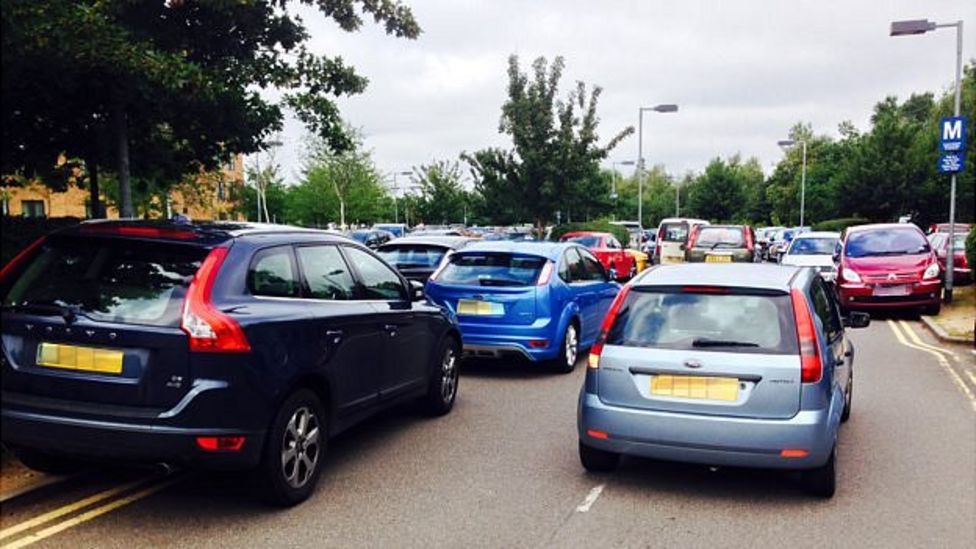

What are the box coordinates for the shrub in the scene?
[812,217,870,232]
[549,220,630,245]
[2,216,82,266]
[966,227,976,273]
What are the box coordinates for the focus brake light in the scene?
[681,286,728,294]
[0,236,46,284]
[196,436,247,452]
[780,448,809,458]
[588,284,632,369]
[80,224,196,240]
[790,288,822,383]
[586,429,609,440]
[536,260,554,286]
[181,247,251,353]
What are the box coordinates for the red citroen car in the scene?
[928,230,972,284]
[835,223,943,315]
[559,231,636,280]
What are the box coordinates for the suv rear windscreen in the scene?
[437,253,546,286]
[660,223,689,242]
[693,227,744,248]
[2,237,207,327]
[606,288,798,354]
[378,245,448,269]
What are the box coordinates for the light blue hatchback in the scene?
[425,241,619,372]
[578,263,870,496]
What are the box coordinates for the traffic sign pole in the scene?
[944,20,963,303]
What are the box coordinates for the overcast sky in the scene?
[262,0,974,187]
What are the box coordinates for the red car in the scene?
[835,223,942,315]
[928,230,972,284]
[559,231,636,280]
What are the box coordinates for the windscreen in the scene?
[606,289,797,354]
[660,223,689,242]
[563,235,600,247]
[789,237,838,255]
[845,228,930,258]
[437,253,545,286]
[378,245,448,269]
[693,227,744,248]
[3,237,206,327]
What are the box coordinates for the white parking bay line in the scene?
[575,484,605,513]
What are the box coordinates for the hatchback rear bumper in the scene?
[459,318,558,362]
[578,392,835,469]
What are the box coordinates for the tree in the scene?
[465,55,633,230]
[686,157,746,222]
[411,161,467,224]
[241,154,289,223]
[2,1,420,218]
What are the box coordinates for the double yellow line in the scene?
[887,320,976,412]
[0,474,182,549]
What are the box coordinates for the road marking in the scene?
[0,477,180,549]
[575,484,605,513]
[888,320,976,412]
[966,370,976,388]
[898,321,958,359]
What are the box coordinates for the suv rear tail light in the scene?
[181,247,251,353]
[790,288,822,383]
[0,236,46,284]
[686,227,700,249]
[588,284,632,369]
[536,261,554,286]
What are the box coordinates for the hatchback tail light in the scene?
[587,284,632,369]
[537,261,554,286]
[790,288,822,383]
[0,236,46,285]
[686,227,700,249]
[744,228,754,251]
[181,247,251,353]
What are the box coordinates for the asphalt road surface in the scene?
[1,316,974,549]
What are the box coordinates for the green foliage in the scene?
[684,155,763,223]
[465,55,633,229]
[549,220,630,245]
[966,227,976,273]
[240,157,290,223]
[812,218,870,232]
[410,161,469,224]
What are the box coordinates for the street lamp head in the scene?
[398,171,412,176]
[617,160,636,166]
[652,104,678,113]
[890,19,936,36]
[777,139,797,148]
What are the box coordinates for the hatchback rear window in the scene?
[845,228,929,258]
[789,237,838,255]
[437,253,546,286]
[377,245,448,269]
[693,227,744,248]
[606,289,798,354]
[660,223,689,242]
[2,237,206,327]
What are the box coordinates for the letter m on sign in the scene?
[943,119,962,140]
[940,117,966,153]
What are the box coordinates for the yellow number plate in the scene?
[651,375,739,401]
[36,343,124,374]
[705,255,732,263]
[457,299,504,316]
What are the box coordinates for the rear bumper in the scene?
[578,392,835,469]
[837,280,941,309]
[459,318,558,362]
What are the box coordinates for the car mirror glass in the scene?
[843,311,870,329]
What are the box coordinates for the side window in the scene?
[343,246,406,301]
[248,246,299,298]
[578,249,607,282]
[296,245,357,300]
[565,248,586,283]
[810,280,842,340]
[558,250,572,282]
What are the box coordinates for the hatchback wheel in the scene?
[841,374,853,423]
[550,323,579,374]
[923,302,941,316]
[579,440,619,472]
[801,447,836,498]
[423,337,460,416]
[259,389,326,507]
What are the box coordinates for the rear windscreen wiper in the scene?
[478,278,525,287]
[3,302,84,323]
[692,338,759,348]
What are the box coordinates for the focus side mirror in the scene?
[843,311,870,329]
[409,280,425,301]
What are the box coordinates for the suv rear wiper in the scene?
[692,338,759,348]
[3,302,84,323]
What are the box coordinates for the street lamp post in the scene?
[890,18,964,302]
[637,104,678,228]
[391,170,411,224]
[777,139,808,227]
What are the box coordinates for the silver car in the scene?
[577,263,869,497]
[781,231,841,282]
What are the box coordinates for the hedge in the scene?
[2,216,83,266]
[966,227,976,274]
[549,220,631,245]
[812,217,870,232]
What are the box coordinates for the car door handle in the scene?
[325,329,343,343]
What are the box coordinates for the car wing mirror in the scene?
[843,311,870,329]
[409,280,425,301]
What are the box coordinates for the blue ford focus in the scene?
[425,241,619,372]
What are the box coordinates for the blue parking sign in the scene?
[938,153,965,174]
[939,116,966,153]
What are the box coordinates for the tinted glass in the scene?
[845,228,930,258]
[693,227,744,248]
[563,235,600,247]
[578,249,607,281]
[789,237,838,255]
[249,247,300,298]
[660,223,689,242]
[3,237,206,327]
[606,289,797,354]
[343,247,405,300]
[297,246,356,300]
[377,245,448,269]
[810,280,841,339]
[438,253,546,286]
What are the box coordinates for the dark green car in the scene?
[685,225,756,263]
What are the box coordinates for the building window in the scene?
[22,200,45,218]
[217,180,226,201]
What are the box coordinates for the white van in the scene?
[654,217,710,264]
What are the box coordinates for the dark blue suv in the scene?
[0,221,461,506]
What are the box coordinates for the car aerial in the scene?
[653,218,710,265]
[780,231,841,282]
[425,241,619,373]
[0,220,461,506]
[578,263,869,497]
[377,235,474,283]
[610,221,643,249]
[371,223,409,238]
[927,230,972,284]
[559,231,638,280]
[835,223,942,315]
[345,228,395,248]
[684,224,755,263]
